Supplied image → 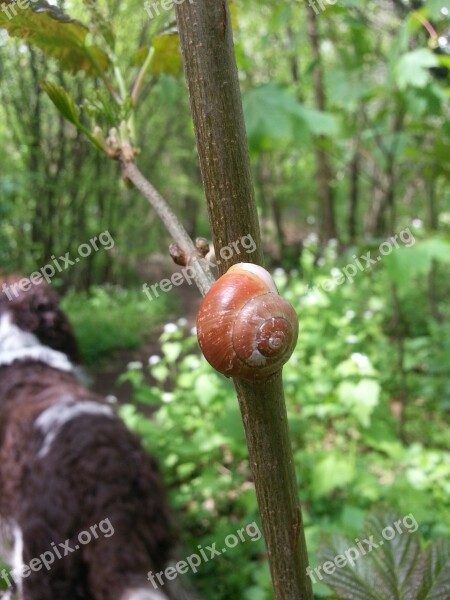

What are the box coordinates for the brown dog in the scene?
[0,274,180,600]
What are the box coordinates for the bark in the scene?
[175,1,263,271]
[174,2,312,599]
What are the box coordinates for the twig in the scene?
[120,160,215,297]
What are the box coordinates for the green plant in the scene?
[316,508,450,600]
[62,285,177,364]
[117,243,450,598]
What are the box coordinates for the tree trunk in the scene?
[175,2,312,599]
[427,176,438,231]
[306,5,337,244]
[28,46,46,264]
[364,109,405,237]
[348,147,360,243]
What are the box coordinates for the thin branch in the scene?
[131,47,155,105]
[120,160,215,296]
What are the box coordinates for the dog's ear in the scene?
[0,274,81,364]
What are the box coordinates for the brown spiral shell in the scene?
[196,263,299,379]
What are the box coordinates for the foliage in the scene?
[1,0,450,596]
[62,285,177,364]
[119,236,450,599]
[242,82,339,154]
[0,0,110,76]
[316,508,450,600]
[1,0,450,281]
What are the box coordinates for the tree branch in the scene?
[174,1,312,598]
[121,160,215,296]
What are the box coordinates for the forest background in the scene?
[1,0,450,598]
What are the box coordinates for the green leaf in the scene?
[312,453,356,498]
[326,68,373,110]
[417,539,450,599]
[151,33,183,77]
[136,388,161,405]
[316,533,381,600]
[41,82,81,126]
[317,509,426,600]
[242,82,339,153]
[0,0,109,76]
[41,81,108,153]
[395,49,439,90]
[384,238,450,286]
[150,363,170,383]
[337,379,380,428]
[297,105,339,136]
[194,373,222,405]
[416,238,450,265]
[161,341,182,362]
[317,509,450,600]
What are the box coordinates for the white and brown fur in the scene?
[0,275,179,600]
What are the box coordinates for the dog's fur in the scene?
[0,275,176,600]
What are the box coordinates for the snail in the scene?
[196,263,299,379]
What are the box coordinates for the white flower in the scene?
[162,392,174,404]
[304,290,318,305]
[190,326,197,336]
[177,317,188,327]
[273,267,286,277]
[148,355,161,366]
[185,356,201,369]
[127,361,143,370]
[163,323,178,333]
[345,335,358,344]
[305,232,319,244]
[351,352,370,369]
[331,267,341,277]
[411,218,423,229]
[345,310,356,320]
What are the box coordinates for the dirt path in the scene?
[88,260,203,405]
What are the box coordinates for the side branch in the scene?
[121,160,215,296]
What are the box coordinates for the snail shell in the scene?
[196,263,299,379]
